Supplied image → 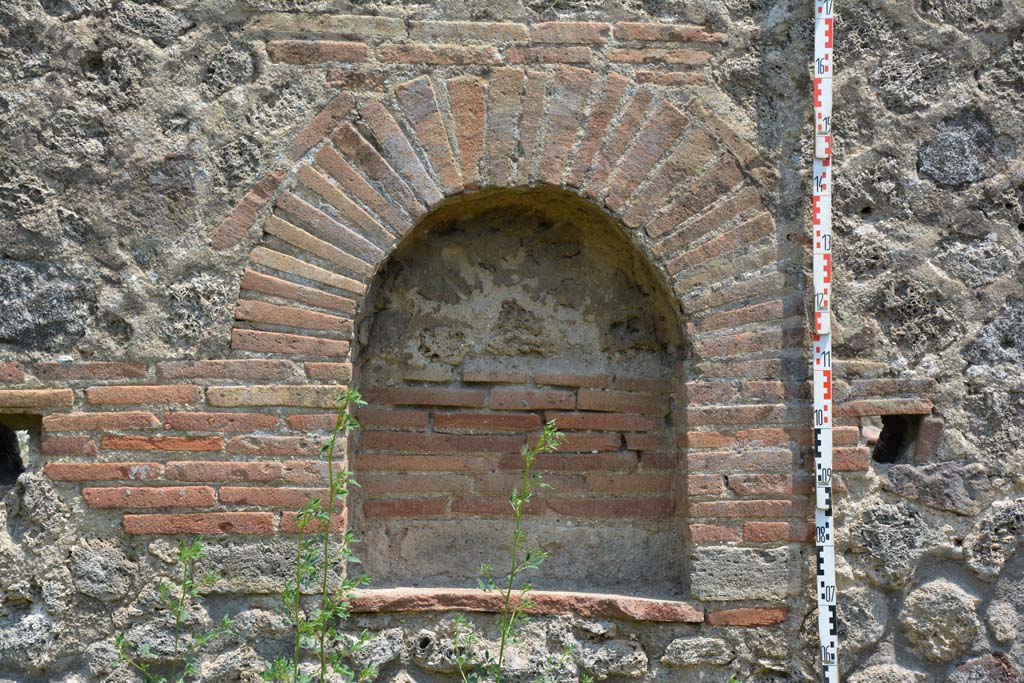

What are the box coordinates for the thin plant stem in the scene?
[319,403,347,683]
[169,550,191,683]
[292,532,303,683]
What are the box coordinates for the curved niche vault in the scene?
[350,186,688,597]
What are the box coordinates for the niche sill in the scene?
[351,587,704,623]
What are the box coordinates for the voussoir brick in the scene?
[446,76,486,189]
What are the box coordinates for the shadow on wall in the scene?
[349,186,690,598]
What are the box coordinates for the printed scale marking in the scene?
[813,1,838,682]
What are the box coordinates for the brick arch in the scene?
[211,68,816,608]
[216,67,785,366]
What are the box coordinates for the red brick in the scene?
[624,432,671,451]
[262,213,372,278]
[360,431,524,453]
[280,511,347,533]
[314,146,412,235]
[693,299,788,334]
[360,473,472,495]
[354,407,429,431]
[514,70,552,185]
[651,182,762,246]
[544,411,660,432]
[687,404,789,426]
[539,66,595,185]
[250,247,365,298]
[289,91,358,160]
[274,194,383,266]
[491,389,575,411]
[484,67,524,187]
[585,472,673,494]
[434,411,541,434]
[0,389,75,408]
[530,21,610,44]
[157,359,299,380]
[0,362,25,383]
[914,416,944,463]
[283,461,342,484]
[83,486,216,509]
[363,386,486,408]
[305,363,353,382]
[707,608,787,627]
[165,412,278,432]
[547,497,673,518]
[166,461,282,482]
[728,473,793,496]
[207,384,347,408]
[395,76,462,194]
[357,97,443,206]
[668,214,776,276]
[577,389,667,415]
[211,169,286,250]
[744,521,812,542]
[375,43,500,65]
[235,299,352,334]
[41,435,98,457]
[363,498,448,517]
[606,48,711,65]
[612,377,674,393]
[452,497,544,515]
[295,166,393,247]
[679,270,789,315]
[689,523,742,542]
[635,71,707,86]
[43,411,161,432]
[833,447,871,472]
[835,399,934,418]
[102,436,223,452]
[507,46,593,64]
[558,433,622,452]
[34,362,148,381]
[501,452,639,472]
[123,512,274,535]
[45,462,162,482]
[689,499,798,518]
[685,381,737,404]
[692,327,801,361]
[226,435,321,457]
[605,101,690,212]
[330,123,425,219]
[410,20,528,43]
[584,84,653,194]
[325,69,387,92]
[462,370,528,384]
[687,449,792,473]
[446,76,486,189]
[353,454,493,473]
[849,378,939,397]
[85,385,198,406]
[535,373,609,388]
[267,40,368,64]
[473,473,583,495]
[566,72,630,189]
[687,474,725,496]
[686,431,735,448]
[219,486,326,507]
[613,22,725,42]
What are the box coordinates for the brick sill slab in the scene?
[351,587,703,623]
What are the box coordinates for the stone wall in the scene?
[0,0,1022,682]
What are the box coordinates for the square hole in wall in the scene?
[0,415,41,488]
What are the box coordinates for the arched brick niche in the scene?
[349,186,687,596]
[2,60,939,624]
